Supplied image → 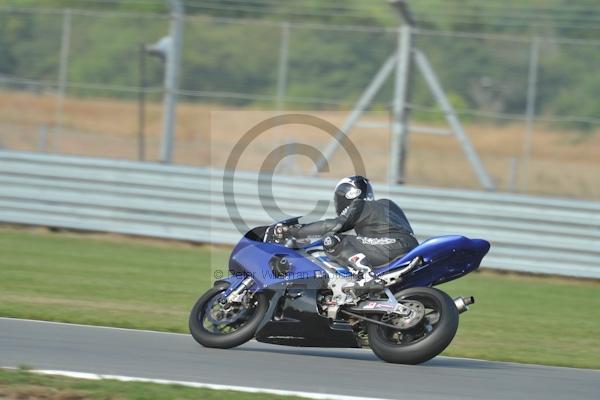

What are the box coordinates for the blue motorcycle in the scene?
[189,217,490,364]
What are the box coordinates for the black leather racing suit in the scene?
[291,198,418,267]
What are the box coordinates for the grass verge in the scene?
[1,226,599,369]
[0,367,306,400]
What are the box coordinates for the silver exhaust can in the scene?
[454,296,475,314]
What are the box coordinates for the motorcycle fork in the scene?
[225,277,255,304]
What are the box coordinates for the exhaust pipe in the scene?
[454,296,475,314]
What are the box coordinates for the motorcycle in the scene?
[189,217,490,364]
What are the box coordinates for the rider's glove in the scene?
[323,234,341,253]
[274,223,289,242]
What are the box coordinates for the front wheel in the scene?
[189,283,268,349]
[367,287,459,364]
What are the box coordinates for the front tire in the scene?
[189,283,268,349]
[367,287,459,364]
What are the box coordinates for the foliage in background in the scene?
[0,0,598,127]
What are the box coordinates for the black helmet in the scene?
[334,176,374,215]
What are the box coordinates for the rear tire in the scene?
[367,287,459,364]
[189,283,268,349]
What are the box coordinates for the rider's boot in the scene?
[344,253,385,293]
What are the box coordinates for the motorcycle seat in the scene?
[373,254,412,270]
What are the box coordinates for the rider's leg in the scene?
[325,235,383,288]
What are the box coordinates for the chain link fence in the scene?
[0,7,598,199]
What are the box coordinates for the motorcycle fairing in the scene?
[374,235,490,289]
[254,287,361,348]
[228,236,330,291]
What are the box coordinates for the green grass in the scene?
[0,226,229,332]
[439,272,600,368]
[0,367,306,400]
[1,226,599,369]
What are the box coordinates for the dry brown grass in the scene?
[0,224,208,250]
[0,385,91,400]
[1,90,598,199]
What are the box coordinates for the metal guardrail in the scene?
[1,150,599,278]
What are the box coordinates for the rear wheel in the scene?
[189,283,268,349]
[367,287,459,364]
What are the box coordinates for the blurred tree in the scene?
[0,0,597,126]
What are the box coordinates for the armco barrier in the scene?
[1,150,599,278]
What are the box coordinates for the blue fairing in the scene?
[375,235,490,289]
[224,232,489,294]
[226,237,329,292]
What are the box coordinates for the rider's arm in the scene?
[289,200,363,238]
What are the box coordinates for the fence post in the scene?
[38,124,49,153]
[274,22,295,173]
[275,21,290,110]
[389,25,413,184]
[160,0,184,164]
[312,55,397,175]
[508,156,519,192]
[138,44,147,161]
[414,49,495,191]
[521,37,541,193]
[55,8,72,137]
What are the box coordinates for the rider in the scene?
[283,176,418,291]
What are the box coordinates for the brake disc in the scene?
[206,295,248,325]
[387,300,426,329]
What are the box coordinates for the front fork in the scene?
[225,277,255,304]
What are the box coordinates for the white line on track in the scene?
[5,368,392,400]
[0,316,188,336]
